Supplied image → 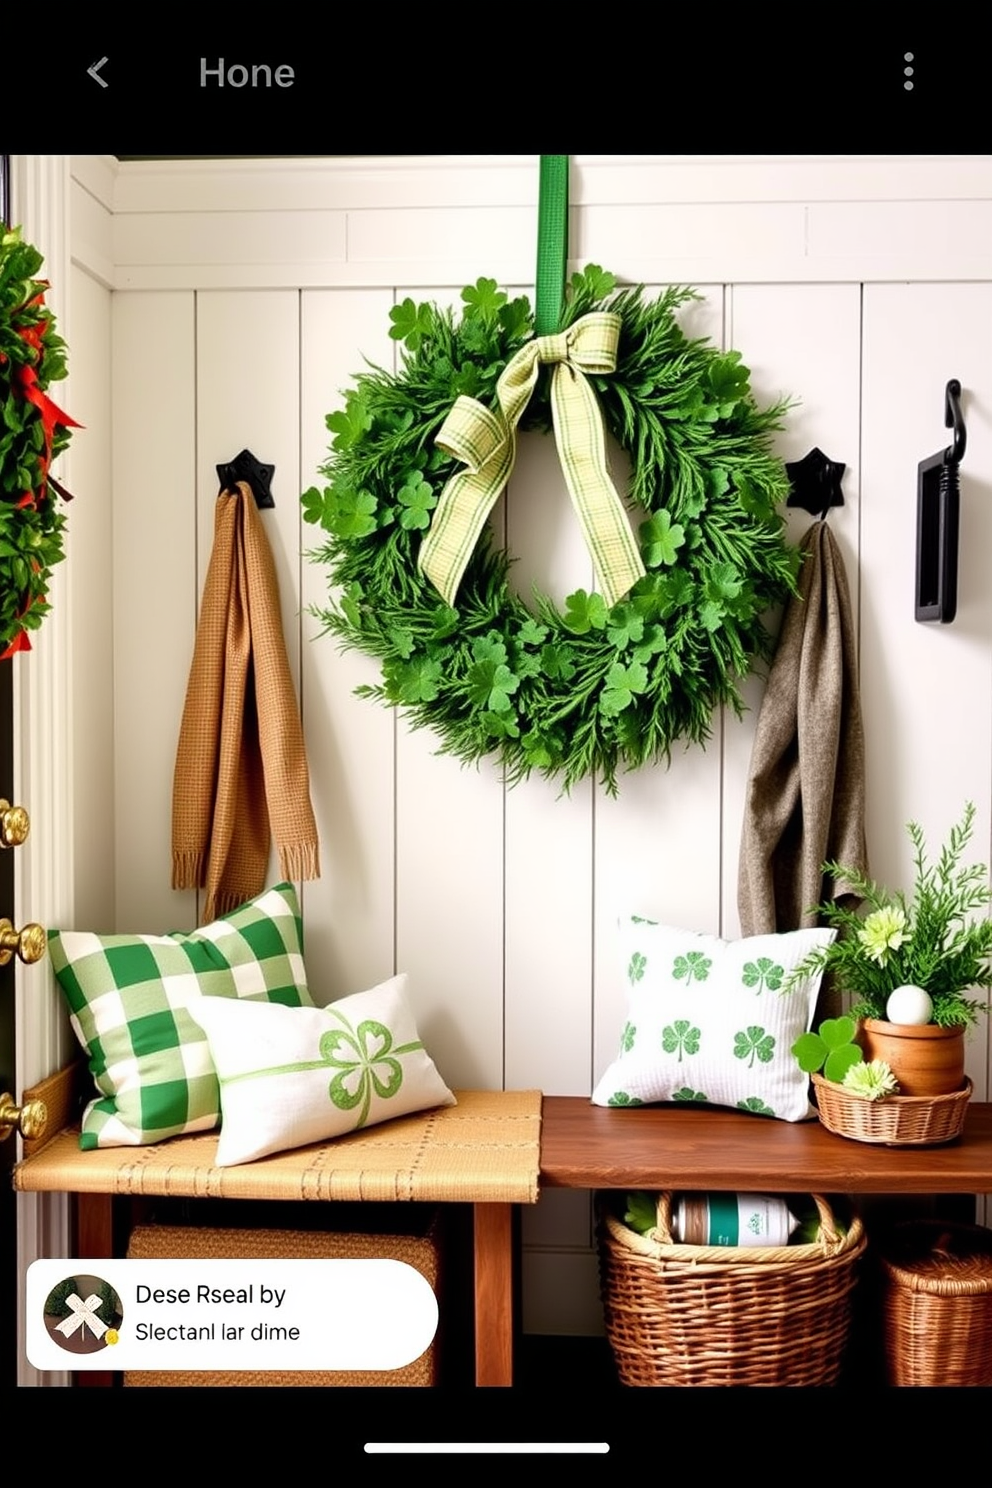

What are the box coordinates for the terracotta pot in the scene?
[859,1019,966,1098]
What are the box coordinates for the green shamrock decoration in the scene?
[628,952,647,985]
[741,957,784,993]
[791,1015,863,1084]
[733,1025,775,1067]
[673,951,711,984]
[662,1019,701,1062]
[639,509,686,568]
[321,1018,419,1127]
[397,469,438,531]
[737,1096,775,1115]
[600,660,650,717]
[388,297,434,351]
[229,1007,423,1135]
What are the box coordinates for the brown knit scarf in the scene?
[172,482,320,923]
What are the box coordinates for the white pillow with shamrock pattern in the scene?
[188,973,456,1165]
[592,920,835,1122]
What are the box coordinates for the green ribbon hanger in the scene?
[534,153,569,337]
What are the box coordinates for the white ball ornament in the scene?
[885,985,933,1025]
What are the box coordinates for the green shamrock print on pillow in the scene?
[237,1007,426,1132]
[662,1020,701,1061]
[673,951,711,984]
[734,1026,775,1067]
[741,957,785,993]
[738,1096,775,1115]
[321,1018,424,1127]
[628,952,647,985]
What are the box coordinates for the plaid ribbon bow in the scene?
[418,311,645,610]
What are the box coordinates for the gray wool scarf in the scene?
[738,520,867,956]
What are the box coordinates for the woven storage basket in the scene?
[598,1191,866,1386]
[880,1220,992,1386]
[812,1073,972,1146]
[124,1218,441,1387]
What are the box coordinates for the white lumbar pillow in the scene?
[189,972,456,1165]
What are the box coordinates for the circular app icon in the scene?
[43,1274,124,1355]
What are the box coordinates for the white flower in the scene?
[842,1059,899,1101]
[857,907,908,966]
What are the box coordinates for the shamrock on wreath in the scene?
[304,265,798,794]
[0,227,78,659]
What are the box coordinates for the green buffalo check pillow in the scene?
[592,919,836,1122]
[188,972,457,1165]
[49,883,314,1149]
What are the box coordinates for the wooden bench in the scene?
[17,1070,992,1389]
[14,1065,541,1387]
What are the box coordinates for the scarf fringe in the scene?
[279,842,321,884]
[172,850,207,891]
[206,888,255,919]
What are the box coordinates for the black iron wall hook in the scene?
[785,447,846,521]
[916,380,966,625]
[945,379,967,465]
[216,449,275,509]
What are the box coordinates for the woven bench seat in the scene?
[14,1089,541,1204]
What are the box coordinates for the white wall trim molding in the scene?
[69,157,116,293]
[103,155,992,292]
[108,154,992,211]
[11,153,74,1388]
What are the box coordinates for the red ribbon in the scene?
[1,290,78,654]
[10,293,81,505]
[0,629,32,661]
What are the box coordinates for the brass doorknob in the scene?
[0,800,30,848]
[0,1092,48,1142]
[0,918,47,966]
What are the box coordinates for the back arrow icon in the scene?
[88,57,109,88]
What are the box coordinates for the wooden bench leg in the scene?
[75,1193,114,1388]
[76,1192,113,1259]
[473,1203,513,1386]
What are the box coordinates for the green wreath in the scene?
[0,227,75,658]
[304,266,797,794]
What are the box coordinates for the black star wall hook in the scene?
[216,449,276,509]
[785,447,846,521]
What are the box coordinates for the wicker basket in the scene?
[812,1073,972,1146]
[124,1217,442,1386]
[597,1191,866,1386]
[880,1220,992,1386]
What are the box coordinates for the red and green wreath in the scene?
[0,227,78,659]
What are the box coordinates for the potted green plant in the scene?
[787,801,992,1097]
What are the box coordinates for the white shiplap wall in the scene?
[60,154,992,1334]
